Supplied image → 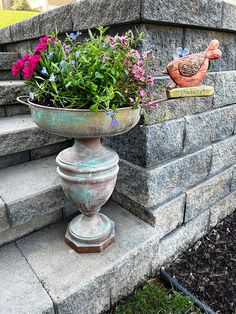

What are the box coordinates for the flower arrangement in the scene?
[12,27,154,114]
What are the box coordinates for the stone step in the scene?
[0,114,68,163]
[0,81,30,116]
[0,155,67,246]
[1,202,158,314]
[0,52,19,81]
[0,200,209,314]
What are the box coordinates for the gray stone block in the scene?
[0,198,9,233]
[0,24,11,43]
[142,96,214,125]
[17,202,157,313]
[0,114,67,156]
[209,191,236,229]
[156,210,209,267]
[39,4,73,36]
[222,1,236,30]
[10,15,41,43]
[0,52,18,70]
[0,210,62,247]
[0,70,16,81]
[185,168,233,222]
[142,0,223,29]
[105,119,184,167]
[72,0,140,32]
[0,106,5,118]
[184,28,236,72]
[184,105,236,153]
[115,147,212,208]
[0,81,29,106]
[0,243,54,313]
[0,151,30,169]
[151,194,185,238]
[211,136,236,174]
[4,103,30,116]
[30,140,72,160]
[139,24,183,75]
[0,156,66,227]
[232,166,236,191]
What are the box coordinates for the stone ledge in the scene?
[0,52,18,70]
[0,0,236,44]
[0,81,29,106]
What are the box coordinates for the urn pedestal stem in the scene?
[56,138,119,253]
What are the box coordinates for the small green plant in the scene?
[12,27,154,112]
[11,0,31,11]
[115,281,201,314]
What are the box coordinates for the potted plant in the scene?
[14,27,154,253]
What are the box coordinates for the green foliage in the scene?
[115,282,201,314]
[17,27,154,111]
[11,0,31,11]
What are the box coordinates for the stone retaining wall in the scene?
[0,0,235,266]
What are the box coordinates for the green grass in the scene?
[0,9,38,28]
[115,280,201,314]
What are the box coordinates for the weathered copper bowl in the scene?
[27,100,141,138]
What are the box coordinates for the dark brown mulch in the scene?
[167,210,236,314]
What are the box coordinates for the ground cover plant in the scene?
[167,210,236,313]
[0,9,38,28]
[113,279,201,314]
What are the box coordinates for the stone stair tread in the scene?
[0,155,59,204]
[0,114,67,156]
[0,243,54,313]
[1,202,158,314]
[0,80,29,106]
[0,52,18,70]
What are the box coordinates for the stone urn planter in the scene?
[17,97,141,253]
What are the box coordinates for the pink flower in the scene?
[140,89,145,97]
[39,36,49,43]
[115,35,129,46]
[105,35,115,45]
[49,37,56,43]
[146,76,154,86]
[12,59,24,77]
[23,65,34,79]
[132,65,145,81]
[130,49,140,59]
[35,43,47,52]
[22,54,31,62]
[129,97,134,103]
[142,51,152,59]
[137,59,145,66]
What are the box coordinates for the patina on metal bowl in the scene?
[25,99,141,138]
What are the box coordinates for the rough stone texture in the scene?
[0,151,30,169]
[211,136,236,174]
[184,105,236,154]
[0,114,67,156]
[0,106,5,118]
[0,81,29,106]
[0,210,62,247]
[222,0,236,30]
[39,4,73,36]
[0,156,66,227]
[184,28,236,72]
[210,71,236,108]
[17,202,158,314]
[185,168,233,222]
[151,194,185,238]
[0,24,11,43]
[139,24,183,75]
[0,197,9,233]
[0,243,54,313]
[0,52,18,69]
[232,166,236,191]
[0,70,16,81]
[104,119,184,167]
[30,140,73,160]
[115,147,212,208]
[10,15,41,43]
[4,103,30,116]
[142,0,223,29]
[156,210,209,267]
[209,191,236,228]
[142,96,214,125]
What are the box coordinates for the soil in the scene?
[167,210,236,314]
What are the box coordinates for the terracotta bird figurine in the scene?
[164,40,222,88]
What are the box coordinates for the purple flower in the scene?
[107,109,114,117]
[75,51,79,58]
[111,118,119,126]
[49,74,56,82]
[41,67,48,75]
[46,52,54,59]
[69,33,77,40]
[76,31,82,36]
[70,60,75,66]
